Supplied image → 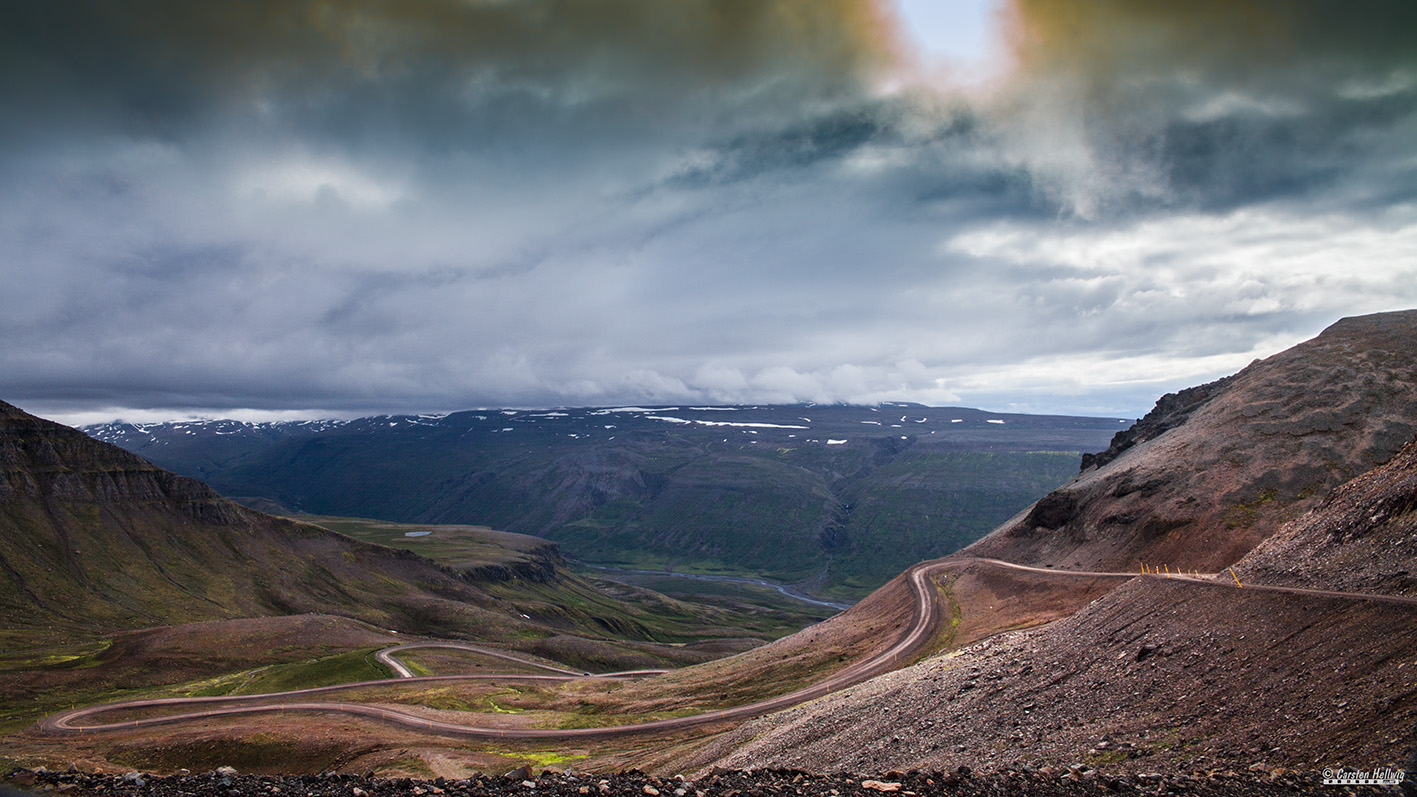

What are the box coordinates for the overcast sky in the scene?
[4,1,1416,426]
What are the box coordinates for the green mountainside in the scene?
[0,400,472,639]
[297,515,834,642]
[86,404,1123,597]
[0,400,823,654]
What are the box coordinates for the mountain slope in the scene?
[692,575,1417,775]
[0,400,511,639]
[965,310,1417,572]
[1233,435,1417,596]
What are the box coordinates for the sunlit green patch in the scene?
[0,639,111,671]
[181,648,393,696]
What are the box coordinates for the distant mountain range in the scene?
[85,403,1127,597]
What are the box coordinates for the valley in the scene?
[294,515,838,640]
[5,311,1417,789]
[85,404,1123,598]
[59,556,1392,745]
[16,555,1413,779]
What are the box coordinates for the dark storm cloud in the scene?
[0,0,896,144]
[997,0,1417,214]
[659,99,1045,222]
[2,1,1416,424]
[1008,0,1417,85]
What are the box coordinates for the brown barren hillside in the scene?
[965,310,1417,572]
[691,576,1417,775]
[1233,435,1417,596]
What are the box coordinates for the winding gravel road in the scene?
[39,559,957,740]
[38,557,1413,741]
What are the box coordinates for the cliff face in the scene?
[0,400,493,635]
[0,400,241,522]
[1077,374,1235,472]
[966,310,1417,572]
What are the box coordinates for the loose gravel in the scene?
[6,766,1405,797]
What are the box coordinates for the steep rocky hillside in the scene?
[966,310,1417,572]
[86,405,1123,596]
[1233,435,1417,596]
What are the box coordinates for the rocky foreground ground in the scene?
[6,767,1409,797]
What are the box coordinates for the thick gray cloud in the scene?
[3,1,1416,425]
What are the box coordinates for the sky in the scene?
[3,1,1416,426]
